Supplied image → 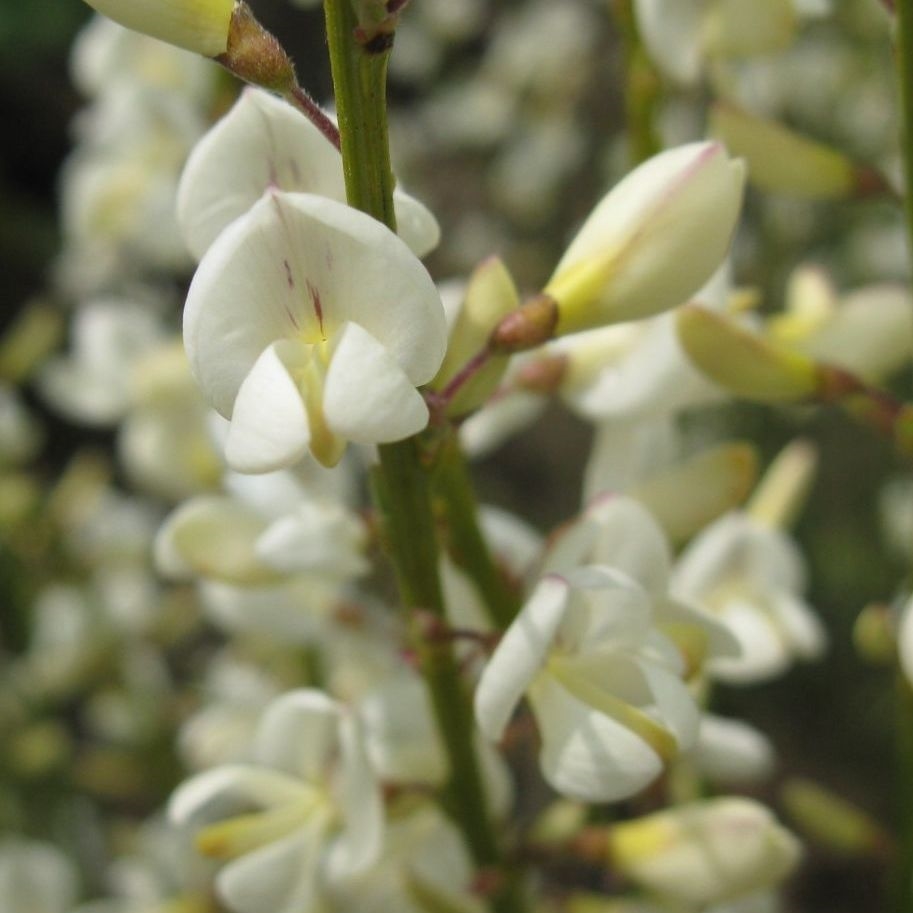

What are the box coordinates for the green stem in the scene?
[896,0,913,264]
[321,4,526,910]
[611,0,661,165]
[894,672,913,913]
[322,0,396,225]
[894,0,913,405]
[432,432,521,629]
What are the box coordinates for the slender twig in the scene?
[285,85,341,149]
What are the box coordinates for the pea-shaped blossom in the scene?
[671,511,825,684]
[169,689,383,913]
[183,190,447,471]
[475,497,737,802]
[178,88,440,260]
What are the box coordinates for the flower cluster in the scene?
[4,3,912,913]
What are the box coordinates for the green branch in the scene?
[321,4,527,910]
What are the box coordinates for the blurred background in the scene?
[0,1,910,910]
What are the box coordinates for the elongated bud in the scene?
[606,798,802,907]
[781,778,890,857]
[710,104,885,200]
[82,0,236,57]
[544,142,745,334]
[82,1,297,93]
[432,257,519,416]
[853,603,897,665]
[747,439,817,529]
[677,305,821,400]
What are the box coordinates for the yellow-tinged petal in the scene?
[711,104,857,199]
[83,0,235,57]
[747,439,817,530]
[547,655,679,762]
[677,305,821,401]
[632,442,758,544]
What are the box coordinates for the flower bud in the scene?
[431,257,519,416]
[710,103,867,200]
[677,305,822,401]
[781,778,889,857]
[607,798,802,907]
[544,142,745,335]
[853,602,897,665]
[747,439,817,530]
[82,0,236,57]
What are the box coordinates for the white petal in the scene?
[322,322,429,443]
[184,191,446,418]
[799,284,913,382]
[566,312,722,421]
[584,495,672,599]
[215,827,324,913]
[178,88,440,260]
[767,589,826,660]
[256,502,367,578]
[253,689,342,781]
[393,187,442,258]
[531,676,663,802]
[360,673,447,785]
[636,657,701,750]
[178,88,345,260]
[199,579,330,643]
[226,342,311,474]
[153,495,277,585]
[474,575,571,741]
[708,601,791,684]
[327,712,384,879]
[583,416,680,499]
[695,715,776,785]
[634,0,704,84]
[169,765,306,824]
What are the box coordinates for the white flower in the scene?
[475,497,733,802]
[634,0,828,87]
[608,798,802,908]
[672,511,825,683]
[544,142,745,334]
[178,88,440,260]
[0,838,78,913]
[170,689,383,913]
[183,190,447,471]
[71,16,217,102]
[769,268,913,383]
[325,802,485,913]
[38,301,164,426]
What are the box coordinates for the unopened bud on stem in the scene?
[489,294,559,354]
[217,2,296,92]
[82,0,236,57]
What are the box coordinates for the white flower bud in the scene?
[82,0,236,57]
[545,142,745,334]
[608,798,802,908]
